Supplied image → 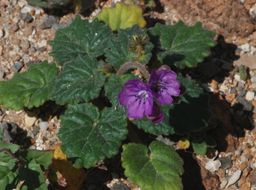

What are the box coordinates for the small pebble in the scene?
[250,4,256,20]
[40,15,59,29]
[205,159,221,173]
[245,91,255,101]
[12,62,23,72]
[10,24,19,33]
[39,121,48,131]
[226,170,242,188]
[20,12,33,23]
[219,156,232,170]
[0,28,4,38]
[237,96,253,111]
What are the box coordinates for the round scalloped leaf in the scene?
[122,141,184,190]
[51,56,105,105]
[0,62,58,110]
[151,22,215,69]
[178,74,203,98]
[59,103,128,168]
[50,16,113,65]
[105,27,153,68]
[133,106,174,135]
[97,2,146,31]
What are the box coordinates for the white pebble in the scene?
[205,159,221,173]
[21,5,33,14]
[39,121,48,131]
[226,170,242,188]
[245,91,254,101]
[234,74,241,81]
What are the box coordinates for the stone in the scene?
[111,182,130,190]
[39,121,48,131]
[20,13,33,23]
[234,54,256,70]
[0,45,3,55]
[237,96,253,111]
[245,91,255,101]
[219,156,232,170]
[12,62,23,72]
[20,40,30,51]
[24,115,37,127]
[205,159,221,173]
[0,28,4,38]
[250,4,256,20]
[10,23,19,33]
[226,170,242,188]
[40,15,59,29]
[21,5,33,14]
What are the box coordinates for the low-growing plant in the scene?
[0,2,216,189]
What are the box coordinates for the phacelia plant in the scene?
[0,2,216,190]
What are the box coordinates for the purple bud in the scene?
[118,79,153,119]
[149,67,180,105]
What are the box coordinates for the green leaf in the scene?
[0,166,17,189]
[105,27,153,68]
[122,141,183,190]
[51,56,106,105]
[59,103,128,168]
[26,150,53,168]
[19,159,48,190]
[0,62,58,110]
[151,22,215,69]
[134,106,174,135]
[192,141,208,155]
[178,74,203,99]
[105,74,135,107]
[97,2,146,31]
[0,143,20,153]
[51,16,113,65]
[0,151,18,189]
[170,94,210,134]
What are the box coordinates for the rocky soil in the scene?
[1,0,256,189]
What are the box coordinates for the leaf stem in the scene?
[116,61,150,81]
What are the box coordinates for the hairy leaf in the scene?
[51,56,106,105]
[26,150,53,168]
[0,62,57,110]
[105,74,135,107]
[178,74,203,101]
[122,141,183,190]
[105,27,153,67]
[0,151,18,189]
[51,16,112,65]
[59,103,127,168]
[97,2,146,31]
[134,106,174,135]
[151,22,215,69]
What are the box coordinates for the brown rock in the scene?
[234,54,256,70]
[225,93,236,103]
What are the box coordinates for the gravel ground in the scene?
[1,0,256,190]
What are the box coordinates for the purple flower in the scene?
[149,67,180,105]
[118,79,153,119]
[147,103,164,123]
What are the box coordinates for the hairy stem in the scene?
[117,61,150,81]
